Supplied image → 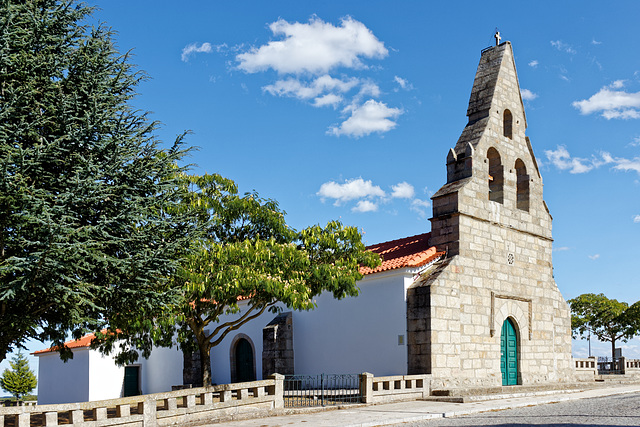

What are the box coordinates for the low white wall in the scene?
[37,349,90,404]
[294,270,409,375]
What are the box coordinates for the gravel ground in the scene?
[397,392,640,426]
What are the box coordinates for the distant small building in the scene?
[35,40,573,404]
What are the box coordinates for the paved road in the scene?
[398,392,640,426]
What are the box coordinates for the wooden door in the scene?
[123,366,140,396]
[235,338,255,383]
[500,318,518,386]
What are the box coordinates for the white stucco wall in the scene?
[140,345,183,394]
[36,267,415,399]
[88,350,125,401]
[294,270,410,376]
[37,349,90,404]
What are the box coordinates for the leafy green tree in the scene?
[568,293,640,359]
[0,352,37,403]
[101,173,381,386]
[0,0,194,363]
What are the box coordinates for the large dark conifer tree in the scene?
[0,0,193,363]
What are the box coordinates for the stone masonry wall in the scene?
[408,42,573,388]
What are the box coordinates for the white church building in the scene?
[35,40,574,404]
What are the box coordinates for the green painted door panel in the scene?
[123,366,140,397]
[235,338,255,383]
[500,318,518,386]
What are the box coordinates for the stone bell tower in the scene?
[407,40,573,387]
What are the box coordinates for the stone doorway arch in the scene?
[230,334,256,383]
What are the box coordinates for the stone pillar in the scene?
[262,312,294,378]
[142,395,157,427]
[407,285,431,374]
[269,373,285,408]
[360,372,374,403]
[182,347,202,387]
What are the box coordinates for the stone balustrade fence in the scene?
[623,358,640,375]
[0,374,283,427]
[360,373,431,403]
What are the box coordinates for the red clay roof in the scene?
[360,232,445,275]
[33,332,97,355]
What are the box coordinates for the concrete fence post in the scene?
[360,372,374,404]
[142,395,157,427]
[18,412,30,427]
[270,373,284,409]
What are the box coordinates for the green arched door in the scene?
[235,338,255,383]
[500,318,518,386]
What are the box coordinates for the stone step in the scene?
[430,383,588,398]
[424,385,587,403]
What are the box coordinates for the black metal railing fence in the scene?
[597,356,624,375]
[283,374,361,407]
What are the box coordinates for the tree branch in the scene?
[209,301,276,347]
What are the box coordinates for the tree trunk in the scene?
[612,338,616,360]
[198,343,212,386]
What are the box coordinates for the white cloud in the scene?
[329,99,402,138]
[553,246,571,252]
[572,85,640,120]
[544,146,611,174]
[355,81,381,100]
[551,40,576,54]
[352,200,378,213]
[592,39,602,45]
[633,215,640,223]
[391,182,415,199]
[588,254,600,260]
[263,75,359,104]
[312,93,343,108]
[236,16,388,75]
[610,80,625,89]
[602,109,640,120]
[612,157,640,174]
[630,137,640,147]
[521,89,538,101]
[317,178,385,205]
[317,178,431,216]
[410,199,431,218]
[528,60,539,68]
[547,146,640,176]
[181,42,224,62]
[394,76,413,91]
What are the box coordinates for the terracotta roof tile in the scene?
[33,332,98,355]
[360,232,445,275]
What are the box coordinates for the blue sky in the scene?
[4,1,640,383]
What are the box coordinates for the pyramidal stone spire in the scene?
[467,42,527,129]
[430,40,548,257]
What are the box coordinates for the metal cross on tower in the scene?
[494,31,502,46]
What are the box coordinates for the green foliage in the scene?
[568,293,640,358]
[0,0,195,363]
[0,352,37,402]
[109,173,380,385]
